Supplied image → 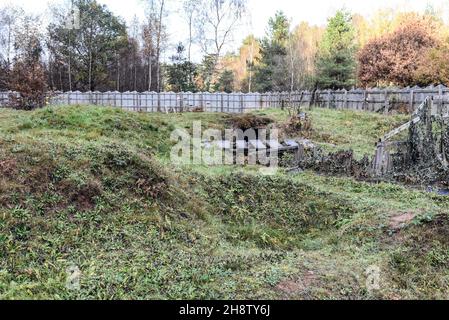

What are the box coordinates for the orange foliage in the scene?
[218,35,261,92]
[357,16,438,87]
[415,42,449,86]
[8,60,49,110]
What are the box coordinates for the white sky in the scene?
[3,0,449,61]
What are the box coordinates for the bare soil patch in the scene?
[275,270,318,299]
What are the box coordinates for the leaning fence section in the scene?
[1,85,449,114]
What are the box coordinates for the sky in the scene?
[3,0,449,61]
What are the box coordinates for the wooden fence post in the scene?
[373,141,391,176]
[363,90,368,111]
[344,89,348,109]
[180,92,184,112]
[409,90,414,113]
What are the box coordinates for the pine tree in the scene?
[214,70,235,93]
[166,43,198,92]
[315,10,356,89]
[253,11,290,92]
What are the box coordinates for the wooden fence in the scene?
[1,85,449,113]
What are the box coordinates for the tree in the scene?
[166,43,198,92]
[217,35,261,92]
[414,41,449,86]
[358,16,437,87]
[0,60,7,90]
[289,22,323,90]
[0,4,24,90]
[253,11,290,92]
[48,0,128,91]
[196,0,247,91]
[182,0,202,90]
[197,53,218,91]
[142,0,167,92]
[182,1,198,59]
[214,69,234,92]
[8,15,48,110]
[127,16,142,91]
[115,36,145,91]
[0,4,23,69]
[315,10,357,90]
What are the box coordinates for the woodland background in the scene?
[1,0,449,106]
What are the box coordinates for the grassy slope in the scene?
[0,105,448,300]
[255,108,408,158]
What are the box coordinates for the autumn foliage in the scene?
[8,60,49,110]
[414,42,449,87]
[357,18,438,87]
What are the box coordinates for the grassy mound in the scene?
[0,105,448,299]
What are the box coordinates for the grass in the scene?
[0,105,448,299]
[255,107,408,158]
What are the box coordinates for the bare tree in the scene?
[182,0,200,88]
[155,0,166,92]
[8,13,49,110]
[183,0,199,64]
[131,16,141,91]
[287,22,323,90]
[288,22,295,92]
[143,0,167,92]
[0,4,24,69]
[196,0,247,90]
[47,1,76,91]
[142,13,155,91]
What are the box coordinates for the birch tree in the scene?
[143,0,167,92]
[196,0,247,90]
[182,0,200,89]
[0,4,23,68]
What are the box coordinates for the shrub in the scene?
[8,59,50,110]
[357,17,437,87]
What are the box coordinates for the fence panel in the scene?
[2,85,449,113]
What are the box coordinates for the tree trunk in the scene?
[116,52,120,91]
[155,0,165,92]
[68,34,72,91]
[148,56,152,91]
